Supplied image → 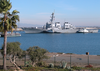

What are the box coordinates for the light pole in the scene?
[24,51,27,66]
[53,54,58,67]
[86,52,89,65]
[53,55,56,67]
[70,54,72,68]
[54,55,56,65]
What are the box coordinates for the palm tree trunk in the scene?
[3,29,7,70]
[3,14,7,70]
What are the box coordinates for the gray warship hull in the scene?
[22,28,79,34]
[22,28,45,33]
[22,28,98,34]
[55,29,78,33]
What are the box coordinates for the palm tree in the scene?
[0,0,19,70]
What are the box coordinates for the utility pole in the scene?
[70,54,72,68]
[86,52,89,65]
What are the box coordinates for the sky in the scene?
[10,0,100,27]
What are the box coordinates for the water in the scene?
[0,30,100,55]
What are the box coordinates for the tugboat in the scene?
[77,28,89,33]
[77,28,98,33]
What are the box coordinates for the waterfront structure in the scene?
[1,32,21,37]
[22,12,98,33]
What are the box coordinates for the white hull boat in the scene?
[1,32,21,37]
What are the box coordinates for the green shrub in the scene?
[36,62,46,67]
[62,62,67,69]
[49,63,54,68]
[72,66,82,70]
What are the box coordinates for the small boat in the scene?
[87,29,98,33]
[77,28,89,33]
[1,32,21,37]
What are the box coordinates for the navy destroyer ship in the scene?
[43,12,78,33]
[22,12,98,33]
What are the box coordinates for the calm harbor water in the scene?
[0,30,100,55]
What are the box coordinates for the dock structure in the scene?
[12,28,23,31]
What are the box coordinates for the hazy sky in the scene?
[10,0,100,27]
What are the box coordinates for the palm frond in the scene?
[0,17,4,21]
[12,22,17,28]
[7,3,12,10]
[11,15,19,23]
[12,10,19,15]
[0,0,19,31]
[0,20,4,27]
[0,8,2,13]
[0,0,12,13]
[7,12,12,17]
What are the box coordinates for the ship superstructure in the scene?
[44,12,78,33]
